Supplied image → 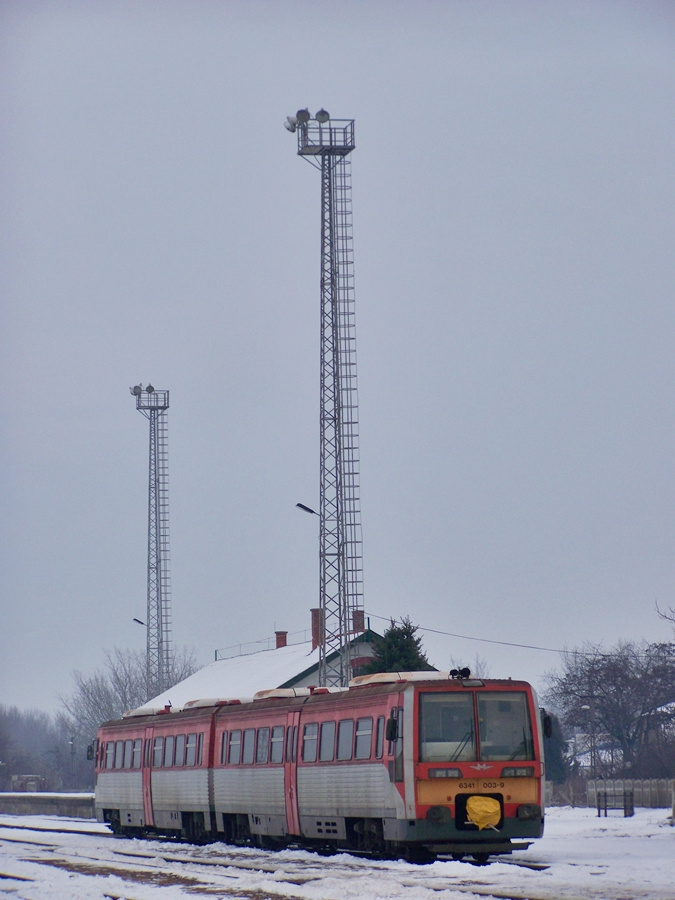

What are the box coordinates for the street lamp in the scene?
[296,502,319,516]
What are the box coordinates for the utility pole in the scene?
[286,109,364,687]
[130,384,172,700]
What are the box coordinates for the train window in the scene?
[355,717,373,760]
[132,738,142,768]
[302,723,318,762]
[175,734,185,766]
[256,727,270,764]
[153,736,164,767]
[229,730,242,765]
[197,733,203,766]
[123,739,134,769]
[337,719,354,760]
[419,693,476,762]
[242,729,255,765]
[105,741,115,769]
[163,735,175,767]
[270,726,284,763]
[186,733,198,766]
[114,740,124,769]
[319,721,336,761]
[477,692,534,761]
[375,716,385,759]
[220,731,228,766]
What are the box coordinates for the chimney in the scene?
[311,608,324,651]
[275,631,288,649]
[352,609,365,634]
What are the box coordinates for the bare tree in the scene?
[543,640,675,777]
[59,646,199,746]
[449,653,490,679]
[657,603,675,636]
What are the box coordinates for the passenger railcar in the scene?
[94,672,548,861]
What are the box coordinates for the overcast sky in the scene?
[2,1,673,714]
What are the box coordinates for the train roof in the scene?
[97,674,534,729]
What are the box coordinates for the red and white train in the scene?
[93,671,549,861]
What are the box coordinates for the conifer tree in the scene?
[365,617,434,674]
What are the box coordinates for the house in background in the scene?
[138,611,381,714]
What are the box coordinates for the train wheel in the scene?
[471,852,490,865]
[405,847,437,864]
[181,812,207,844]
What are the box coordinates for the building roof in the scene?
[137,641,320,713]
[132,629,382,715]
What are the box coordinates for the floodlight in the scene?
[146,384,154,393]
[296,502,318,515]
[296,108,310,124]
[315,108,330,124]
[284,116,298,133]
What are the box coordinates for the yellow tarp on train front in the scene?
[466,795,501,830]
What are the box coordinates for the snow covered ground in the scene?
[0,806,673,899]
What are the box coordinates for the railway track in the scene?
[0,819,554,900]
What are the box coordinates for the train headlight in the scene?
[516,803,542,820]
[428,767,462,778]
[501,766,535,778]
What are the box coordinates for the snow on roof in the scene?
[137,641,320,713]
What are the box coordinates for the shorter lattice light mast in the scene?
[130,384,172,701]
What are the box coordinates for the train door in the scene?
[283,710,300,835]
[142,725,154,827]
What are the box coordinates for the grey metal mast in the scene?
[130,384,172,700]
[286,109,364,687]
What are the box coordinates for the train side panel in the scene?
[151,768,210,831]
[95,770,144,829]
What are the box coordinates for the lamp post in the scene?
[581,702,596,778]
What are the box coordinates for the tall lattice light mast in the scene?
[130,384,172,700]
[286,108,364,687]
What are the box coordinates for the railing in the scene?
[214,631,312,661]
[596,787,634,817]
[587,779,674,809]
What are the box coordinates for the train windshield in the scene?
[419,693,476,761]
[418,690,534,763]
[477,692,534,760]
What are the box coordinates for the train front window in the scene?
[478,692,534,761]
[419,693,476,762]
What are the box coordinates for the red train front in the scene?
[94,672,547,861]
